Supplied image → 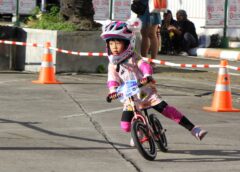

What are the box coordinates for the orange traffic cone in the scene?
[203,60,240,112]
[32,42,62,84]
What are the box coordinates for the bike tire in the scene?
[149,114,168,152]
[131,120,157,161]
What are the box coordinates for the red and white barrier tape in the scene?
[1,39,239,71]
[227,65,240,71]
[142,57,240,71]
[49,47,107,57]
[0,39,107,57]
[0,40,44,48]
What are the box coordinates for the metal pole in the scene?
[41,0,47,12]
[223,0,228,38]
[14,0,20,27]
[109,0,113,20]
[222,0,229,48]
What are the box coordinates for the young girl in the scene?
[101,20,207,146]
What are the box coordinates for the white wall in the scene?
[96,0,240,40]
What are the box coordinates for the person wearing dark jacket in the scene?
[168,10,198,55]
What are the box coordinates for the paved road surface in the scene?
[0,56,239,172]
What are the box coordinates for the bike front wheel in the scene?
[131,120,157,161]
[149,114,168,152]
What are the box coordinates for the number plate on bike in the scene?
[117,80,140,102]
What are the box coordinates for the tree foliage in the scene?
[26,0,101,31]
[27,6,77,31]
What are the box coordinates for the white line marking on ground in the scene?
[0,79,29,85]
[229,72,240,76]
[62,107,122,118]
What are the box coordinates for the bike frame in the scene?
[129,96,155,141]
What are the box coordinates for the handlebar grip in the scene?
[106,96,112,103]
[138,83,144,88]
[147,76,153,83]
[138,76,154,87]
[106,93,123,103]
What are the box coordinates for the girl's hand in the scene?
[139,76,154,85]
[106,92,118,102]
[140,77,148,85]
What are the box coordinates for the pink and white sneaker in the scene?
[130,138,135,147]
[191,126,208,141]
[130,131,143,147]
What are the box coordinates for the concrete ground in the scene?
[0,56,239,172]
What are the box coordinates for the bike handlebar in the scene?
[106,93,123,103]
[106,96,111,103]
[106,76,154,103]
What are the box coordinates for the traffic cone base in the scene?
[203,106,240,112]
[32,80,62,84]
[32,67,62,84]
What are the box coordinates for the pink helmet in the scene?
[101,21,136,65]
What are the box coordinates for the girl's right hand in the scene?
[139,76,155,86]
[106,92,118,102]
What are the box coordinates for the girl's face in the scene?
[109,40,125,55]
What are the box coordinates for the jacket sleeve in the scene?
[107,64,121,93]
[137,59,153,77]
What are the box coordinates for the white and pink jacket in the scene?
[107,55,162,110]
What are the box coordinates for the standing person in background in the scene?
[168,9,198,55]
[138,0,161,66]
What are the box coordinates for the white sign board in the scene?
[0,0,36,14]
[206,0,225,27]
[112,0,131,21]
[228,0,240,26]
[93,0,110,20]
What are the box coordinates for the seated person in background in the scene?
[160,10,178,55]
[168,10,198,55]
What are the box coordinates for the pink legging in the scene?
[120,105,184,132]
[161,105,183,123]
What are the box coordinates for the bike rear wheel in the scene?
[131,120,157,161]
[149,114,168,152]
